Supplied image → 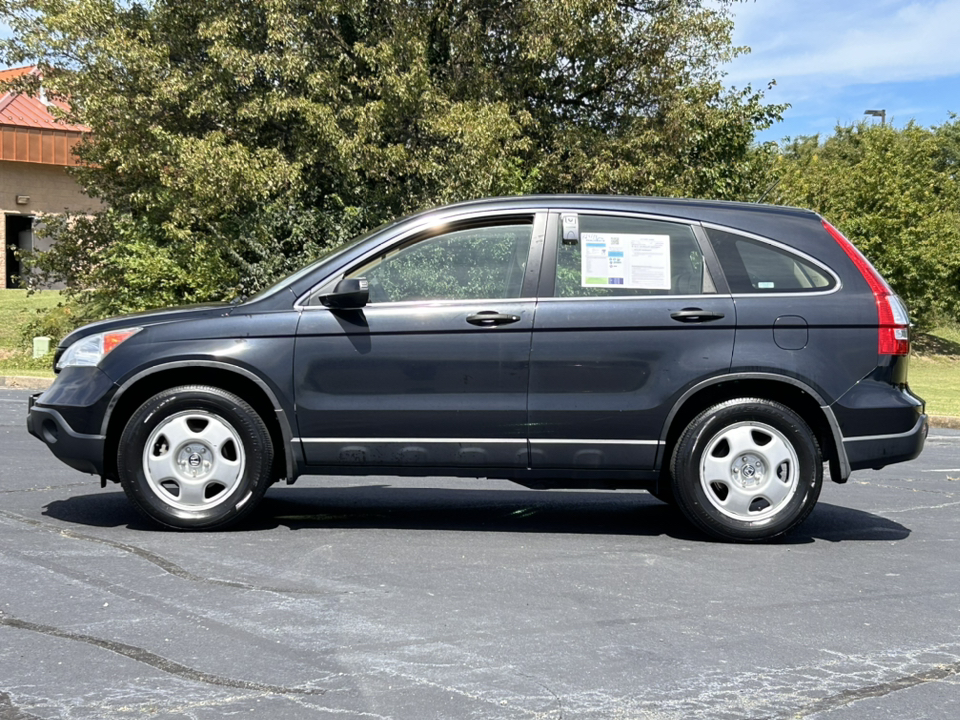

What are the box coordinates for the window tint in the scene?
[707,228,835,294]
[347,223,532,303]
[554,215,709,297]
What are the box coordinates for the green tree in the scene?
[1,0,783,321]
[771,121,960,329]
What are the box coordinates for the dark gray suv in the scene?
[26,196,927,540]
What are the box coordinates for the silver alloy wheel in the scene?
[699,421,800,523]
[142,410,246,511]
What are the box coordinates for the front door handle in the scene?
[670,308,725,323]
[466,311,521,327]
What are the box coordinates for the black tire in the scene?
[117,385,274,530]
[669,398,822,542]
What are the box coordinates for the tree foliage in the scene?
[1,0,783,318]
[771,120,960,329]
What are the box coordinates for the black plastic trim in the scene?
[692,223,730,294]
[104,360,299,481]
[292,463,660,485]
[656,372,851,480]
[845,415,928,471]
[26,405,106,476]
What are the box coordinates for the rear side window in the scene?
[554,215,713,297]
[707,228,836,294]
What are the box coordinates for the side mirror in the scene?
[319,277,369,309]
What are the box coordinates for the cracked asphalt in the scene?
[2,387,959,719]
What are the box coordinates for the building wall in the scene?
[0,159,102,288]
[0,159,102,215]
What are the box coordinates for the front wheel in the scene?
[670,399,822,541]
[117,386,274,530]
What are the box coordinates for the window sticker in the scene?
[580,233,671,289]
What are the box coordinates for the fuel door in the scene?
[774,315,809,350]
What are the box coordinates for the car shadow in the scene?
[41,485,911,543]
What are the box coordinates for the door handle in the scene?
[466,311,521,327]
[670,308,725,323]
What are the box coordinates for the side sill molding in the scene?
[296,437,664,446]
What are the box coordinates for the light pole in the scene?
[864,109,886,125]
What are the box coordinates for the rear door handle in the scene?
[670,308,725,323]
[466,311,521,327]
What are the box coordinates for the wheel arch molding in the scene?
[101,360,298,485]
[656,373,850,483]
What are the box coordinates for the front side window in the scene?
[707,228,836,294]
[348,222,533,303]
[554,214,710,297]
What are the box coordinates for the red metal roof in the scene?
[0,65,89,165]
[0,93,88,132]
[0,65,89,132]
[0,65,35,84]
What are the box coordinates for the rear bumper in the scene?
[843,414,929,471]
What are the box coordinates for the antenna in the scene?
[755,178,781,204]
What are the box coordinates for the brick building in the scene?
[0,65,102,288]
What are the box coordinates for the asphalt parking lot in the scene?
[1,387,959,719]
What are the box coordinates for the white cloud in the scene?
[726,0,960,89]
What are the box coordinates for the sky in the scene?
[726,0,960,143]
[3,1,959,145]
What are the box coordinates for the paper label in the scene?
[580,233,671,289]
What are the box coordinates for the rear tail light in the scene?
[822,220,910,355]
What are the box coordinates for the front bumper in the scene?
[26,367,117,477]
[844,414,929,471]
[27,395,106,475]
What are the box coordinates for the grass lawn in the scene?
[0,289,62,375]
[909,359,960,417]
[1,289,959,416]
[910,323,960,417]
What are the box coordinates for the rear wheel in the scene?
[670,398,822,541]
[117,386,273,530]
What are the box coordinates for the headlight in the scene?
[56,327,142,369]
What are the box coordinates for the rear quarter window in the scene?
[707,228,836,294]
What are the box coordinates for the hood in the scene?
[59,303,234,348]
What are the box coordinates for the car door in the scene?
[528,210,736,471]
[294,212,546,469]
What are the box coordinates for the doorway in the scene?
[4,214,34,289]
